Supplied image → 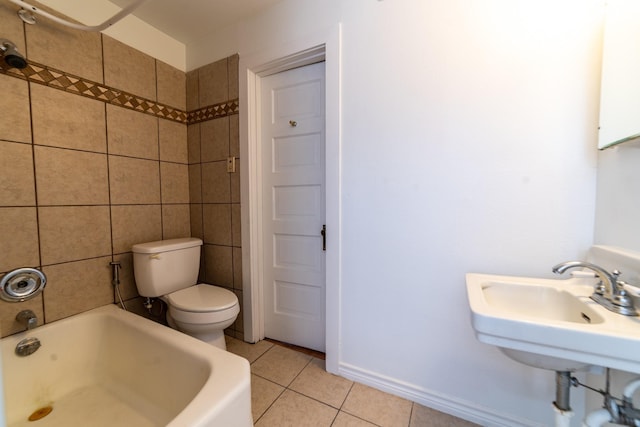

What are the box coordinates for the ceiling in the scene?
[109,0,283,45]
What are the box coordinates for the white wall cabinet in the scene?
[599,0,640,149]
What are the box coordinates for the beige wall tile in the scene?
[190,204,203,240]
[109,156,160,204]
[35,146,109,206]
[0,140,35,206]
[228,54,239,100]
[162,204,191,239]
[160,162,189,204]
[159,119,188,163]
[0,207,39,273]
[231,204,242,247]
[103,36,156,101]
[0,75,30,144]
[0,295,44,337]
[0,3,25,54]
[203,204,231,246]
[113,252,139,301]
[187,124,201,164]
[201,161,230,203]
[38,206,111,265]
[233,247,243,290]
[201,117,229,162]
[25,12,103,83]
[186,69,199,112]
[203,244,233,287]
[199,58,228,107]
[111,204,162,254]
[189,164,202,203]
[157,60,186,110]
[43,257,113,322]
[31,84,106,152]
[107,105,159,159]
[230,114,240,157]
[231,162,241,203]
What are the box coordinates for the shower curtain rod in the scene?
[7,0,148,32]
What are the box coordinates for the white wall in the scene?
[198,0,605,425]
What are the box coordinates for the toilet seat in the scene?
[167,284,239,325]
[168,284,237,312]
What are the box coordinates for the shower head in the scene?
[0,38,27,69]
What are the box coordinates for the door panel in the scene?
[261,62,326,351]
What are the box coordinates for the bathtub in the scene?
[1,304,252,427]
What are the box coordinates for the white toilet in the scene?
[132,237,239,350]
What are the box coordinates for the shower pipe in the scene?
[7,0,148,32]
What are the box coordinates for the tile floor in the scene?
[225,336,480,427]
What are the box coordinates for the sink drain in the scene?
[28,405,53,421]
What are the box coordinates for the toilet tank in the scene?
[132,238,203,297]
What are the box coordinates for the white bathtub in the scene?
[1,304,252,427]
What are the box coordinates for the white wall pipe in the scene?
[623,378,640,401]
[554,405,574,427]
[6,0,148,32]
[582,408,612,427]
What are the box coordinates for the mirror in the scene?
[598,0,640,149]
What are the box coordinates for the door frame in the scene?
[239,24,342,373]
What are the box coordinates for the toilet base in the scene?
[166,312,229,350]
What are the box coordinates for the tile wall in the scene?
[0,2,242,338]
[186,55,243,339]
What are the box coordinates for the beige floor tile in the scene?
[251,374,285,421]
[251,345,313,387]
[226,336,274,363]
[332,411,378,427]
[289,358,353,408]
[342,383,412,427]
[255,389,337,427]
[410,404,480,427]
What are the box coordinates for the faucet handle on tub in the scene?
[16,309,37,330]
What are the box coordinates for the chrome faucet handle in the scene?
[15,309,37,330]
[553,261,637,316]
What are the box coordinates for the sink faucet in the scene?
[552,261,637,316]
[15,309,38,330]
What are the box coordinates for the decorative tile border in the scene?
[188,100,240,124]
[0,60,238,125]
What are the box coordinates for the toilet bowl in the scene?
[164,284,239,349]
[132,238,239,350]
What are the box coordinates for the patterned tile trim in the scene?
[0,60,238,124]
[188,100,240,124]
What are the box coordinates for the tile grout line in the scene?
[241,340,416,427]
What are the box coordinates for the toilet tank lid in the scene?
[132,237,203,254]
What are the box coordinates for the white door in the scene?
[260,62,326,352]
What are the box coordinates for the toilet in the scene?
[132,237,239,350]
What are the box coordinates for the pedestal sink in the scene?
[466,273,640,374]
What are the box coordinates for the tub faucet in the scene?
[15,309,38,330]
[552,261,637,316]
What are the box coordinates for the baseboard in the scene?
[337,362,544,427]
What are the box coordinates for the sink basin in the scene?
[466,273,640,373]
[481,282,604,324]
